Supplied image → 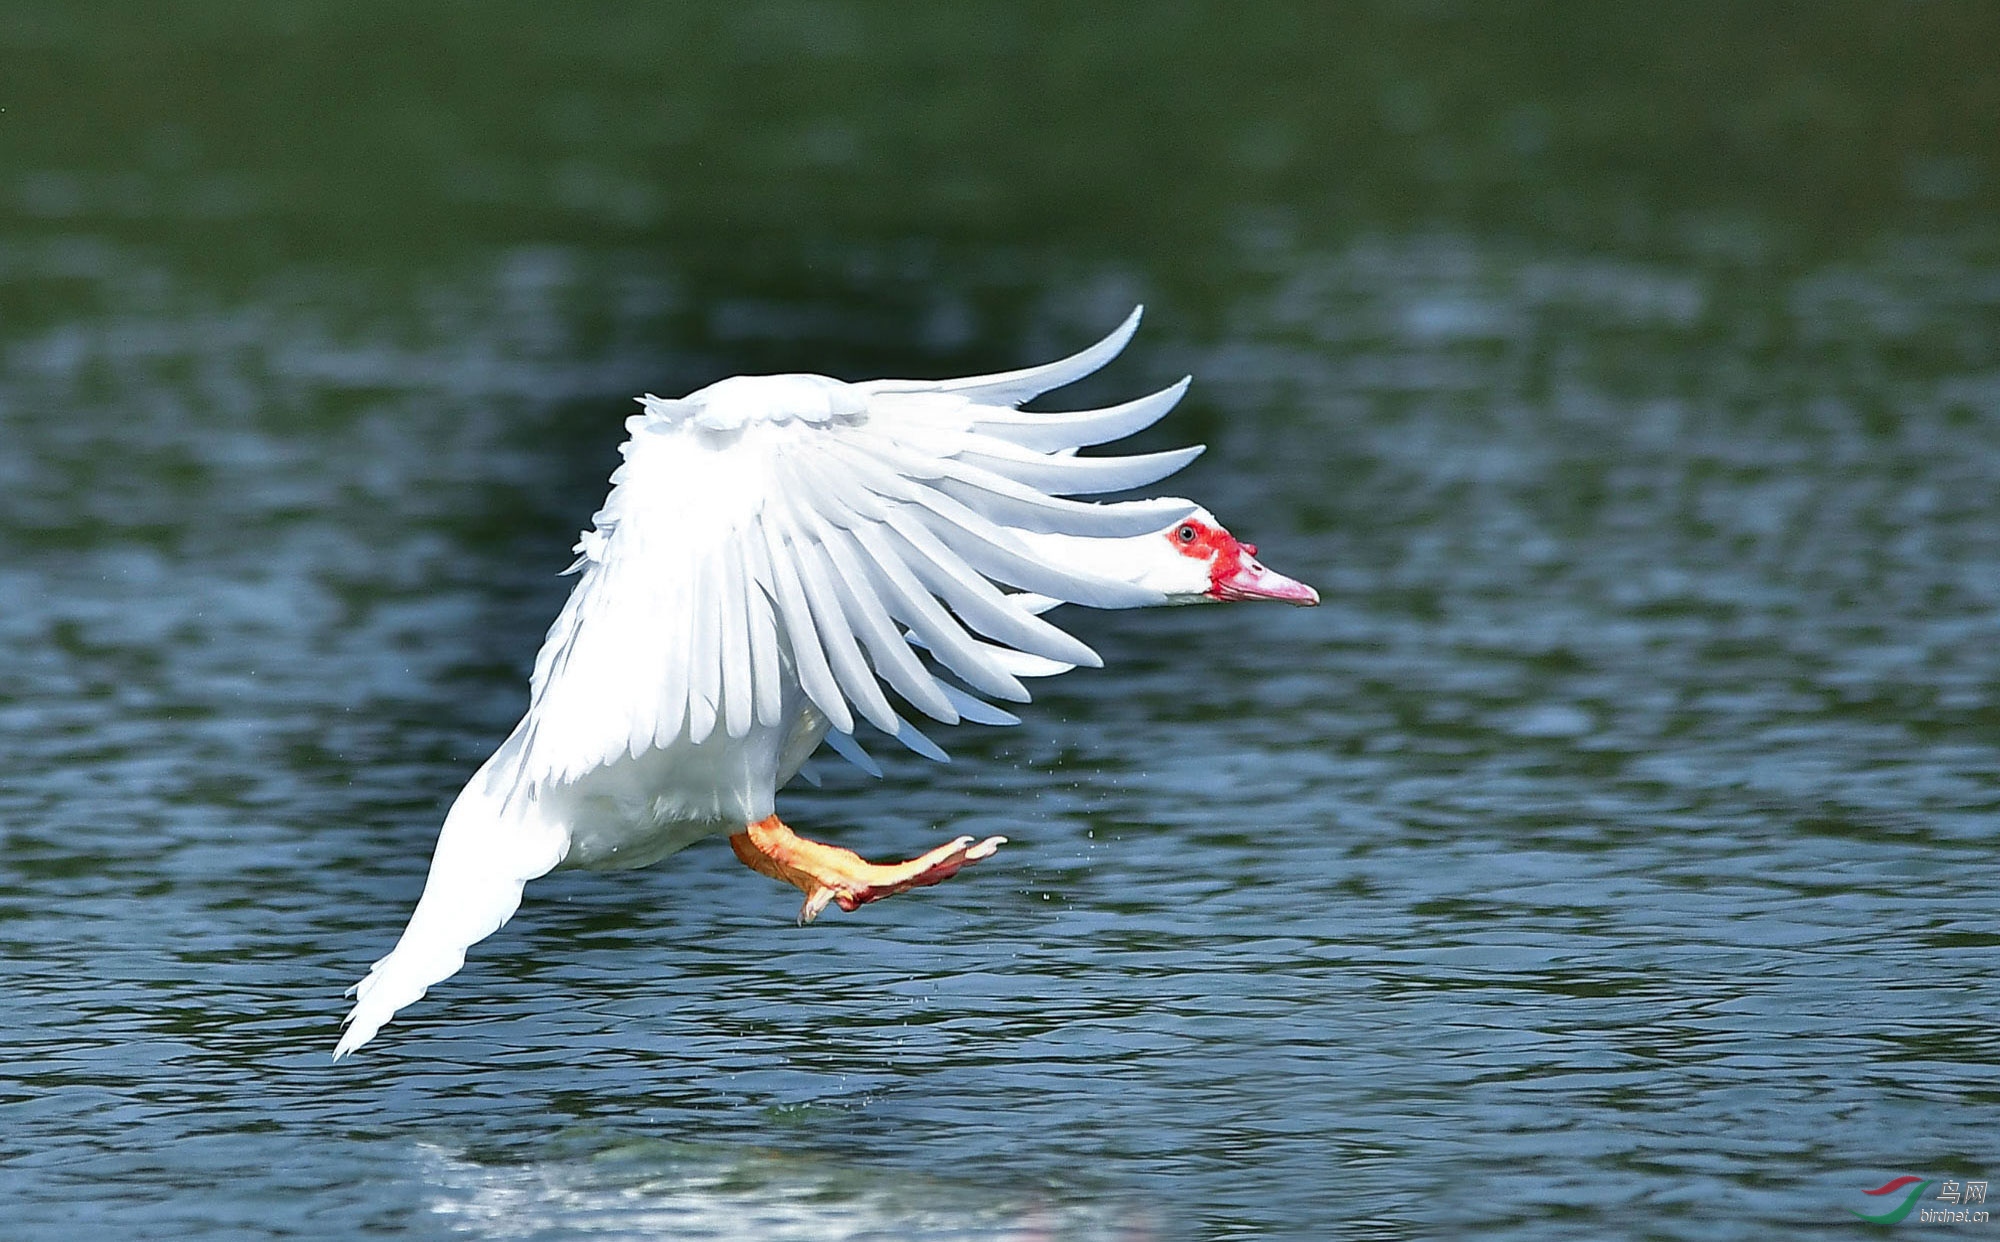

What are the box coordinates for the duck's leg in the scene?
[727,814,1006,924]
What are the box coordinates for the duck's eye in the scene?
[1176,524,1197,544]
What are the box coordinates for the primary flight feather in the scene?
[335,307,1318,1058]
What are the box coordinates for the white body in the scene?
[335,308,1223,1057]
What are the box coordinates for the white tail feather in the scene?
[334,759,569,1060]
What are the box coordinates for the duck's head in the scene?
[1138,505,1320,606]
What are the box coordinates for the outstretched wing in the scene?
[518,307,1199,786]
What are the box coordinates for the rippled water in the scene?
[5,4,1999,1239]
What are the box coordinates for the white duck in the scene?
[335,308,1317,1058]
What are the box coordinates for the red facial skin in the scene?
[1166,518,1252,596]
[1165,518,1319,605]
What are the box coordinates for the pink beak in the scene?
[1215,551,1320,606]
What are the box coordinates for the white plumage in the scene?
[336,307,1312,1059]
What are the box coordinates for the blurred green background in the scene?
[7,1,1995,333]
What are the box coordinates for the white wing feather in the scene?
[861,305,1144,404]
[515,308,1195,783]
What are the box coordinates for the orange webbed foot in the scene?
[727,815,1007,924]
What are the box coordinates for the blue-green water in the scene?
[4,4,1998,1238]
